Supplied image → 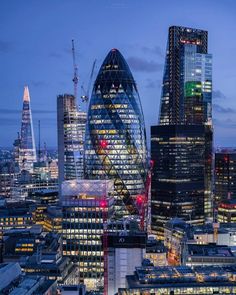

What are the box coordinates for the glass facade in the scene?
[118,265,236,295]
[85,49,147,215]
[57,94,86,197]
[19,86,36,172]
[159,26,209,125]
[183,45,212,125]
[215,150,236,206]
[61,179,114,290]
[151,125,212,238]
[152,26,213,239]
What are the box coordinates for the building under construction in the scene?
[57,94,86,197]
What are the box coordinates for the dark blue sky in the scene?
[1,0,236,148]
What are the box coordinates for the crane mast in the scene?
[81,59,97,103]
[72,39,78,100]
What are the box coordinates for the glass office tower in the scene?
[152,26,213,239]
[62,179,114,290]
[159,26,210,125]
[57,94,86,198]
[215,149,236,206]
[85,49,147,215]
[19,86,37,172]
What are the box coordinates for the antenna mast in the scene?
[72,39,78,100]
[38,120,41,162]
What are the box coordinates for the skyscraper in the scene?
[57,94,86,196]
[215,149,236,205]
[19,86,36,172]
[151,26,213,238]
[159,26,211,126]
[84,49,147,215]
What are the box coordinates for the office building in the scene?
[118,265,236,295]
[18,86,37,172]
[164,218,193,266]
[12,169,58,198]
[145,237,167,267]
[185,244,236,267]
[159,26,211,125]
[107,231,146,295]
[0,199,34,236]
[0,161,16,197]
[61,179,114,290]
[85,48,147,215]
[151,26,213,238]
[215,149,236,205]
[218,199,236,223]
[57,94,86,196]
[0,262,57,294]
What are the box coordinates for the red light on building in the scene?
[100,200,107,208]
[100,140,108,149]
[136,195,144,205]
[224,155,228,162]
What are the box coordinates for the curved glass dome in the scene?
[85,49,147,215]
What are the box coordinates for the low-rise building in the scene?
[218,199,236,223]
[60,285,86,295]
[145,237,167,267]
[118,265,236,295]
[0,262,57,294]
[0,200,35,236]
[185,243,236,266]
[164,218,193,265]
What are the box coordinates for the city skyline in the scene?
[1,0,236,148]
[1,2,236,293]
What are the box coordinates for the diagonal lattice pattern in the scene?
[85,49,148,215]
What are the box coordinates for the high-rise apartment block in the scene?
[151,26,213,238]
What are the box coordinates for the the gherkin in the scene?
[85,49,147,215]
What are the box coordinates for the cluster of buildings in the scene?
[1,25,236,294]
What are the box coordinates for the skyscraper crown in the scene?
[94,48,136,90]
[23,86,30,102]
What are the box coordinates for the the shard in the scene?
[85,49,147,215]
[19,86,36,172]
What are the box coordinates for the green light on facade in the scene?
[185,81,202,97]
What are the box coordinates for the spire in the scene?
[19,86,36,172]
[23,86,30,102]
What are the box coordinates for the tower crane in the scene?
[81,59,97,103]
[72,39,79,100]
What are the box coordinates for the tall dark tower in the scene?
[159,26,211,126]
[151,26,213,239]
[85,49,147,215]
[19,86,36,172]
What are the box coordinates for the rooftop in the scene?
[124,265,236,289]
[187,244,235,258]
